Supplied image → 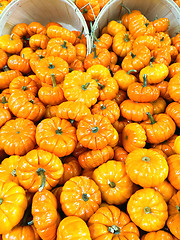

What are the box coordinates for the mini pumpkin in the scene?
[113,69,137,91]
[151,97,167,114]
[167,154,180,190]
[141,231,174,240]
[0,34,23,54]
[168,73,180,102]
[60,176,101,221]
[154,180,177,203]
[7,54,31,74]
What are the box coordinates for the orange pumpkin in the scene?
[0,49,8,69]
[7,54,31,74]
[29,34,49,51]
[60,176,101,221]
[167,191,180,239]
[0,70,22,89]
[57,101,91,121]
[0,108,11,128]
[0,118,36,156]
[91,100,120,124]
[122,123,147,152]
[166,102,180,128]
[88,205,140,240]
[113,69,137,91]
[122,45,151,72]
[169,63,180,78]
[16,149,64,192]
[44,105,58,118]
[77,114,115,150]
[27,22,46,36]
[32,190,60,240]
[141,231,174,240]
[0,155,20,184]
[167,154,180,190]
[168,73,180,102]
[8,90,45,122]
[57,216,91,240]
[78,146,114,169]
[0,34,23,54]
[151,97,167,114]
[36,117,77,157]
[156,81,172,102]
[93,160,134,205]
[154,180,177,203]
[113,146,128,163]
[133,35,160,50]
[127,188,168,232]
[126,148,168,187]
[0,181,27,234]
[120,100,153,122]
[141,113,176,144]
[75,0,100,21]
[63,71,99,108]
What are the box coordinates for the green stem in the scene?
[81,82,90,90]
[69,119,75,125]
[22,86,27,91]
[108,225,120,234]
[1,96,7,104]
[142,157,150,162]
[144,206,151,214]
[38,55,44,60]
[145,22,149,27]
[82,193,90,202]
[150,56,155,63]
[29,100,34,104]
[2,65,10,72]
[160,36,164,42]
[131,52,136,59]
[101,104,106,110]
[21,54,24,58]
[92,44,98,58]
[127,69,137,75]
[0,198,3,205]
[97,82,105,89]
[27,220,33,226]
[143,74,147,87]
[146,112,156,125]
[91,126,99,133]
[69,68,74,72]
[82,8,88,14]
[176,205,180,212]
[51,73,57,88]
[11,169,17,177]
[49,63,55,69]
[124,33,130,42]
[55,127,63,135]
[108,181,116,188]
[120,3,131,14]
[61,41,67,49]
[78,27,84,40]
[37,168,46,192]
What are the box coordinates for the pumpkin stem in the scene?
[2,65,10,72]
[69,68,74,72]
[39,54,44,60]
[55,127,63,135]
[61,41,67,49]
[22,86,27,91]
[144,206,151,214]
[1,96,7,104]
[120,3,131,14]
[160,36,165,42]
[91,126,99,133]
[145,22,149,27]
[142,156,150,162]
[21,54,25,58]
[51,73,57,88]
[0,3,3,6]
[10,33,14,41]
[124,33,130,42]
[78,27,84,40]
[154,16,158,20]
[81,82,90,90]
[108,181,116,188]
[108,225,120,234]
[37,168,46,192]
[92,45,98,59]
[90,22,99,43]
[130,52,136,59]
[17,131,20,134]
[143,74,147,87]
[146,112,156,124]
[49,63,55,69]
[127,69,137,75]
[176,205,180,212]
[69,119,75,125]
[21,208,31,226]
[97,82,105,89]
[150,61,153,68]
[82,193,90,202]
[82,8,88,14]
[0,198,3,205]
[150,56,155,63]
[101,104,106,110]
[27,220,33,226]
[29,100,34,104]
[11,169,17,177]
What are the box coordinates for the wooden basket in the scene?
[93,0,180,38]
[0,0,91,54]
